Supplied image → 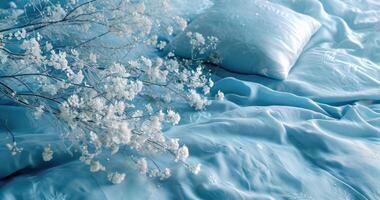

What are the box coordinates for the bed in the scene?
[1,0,380,199]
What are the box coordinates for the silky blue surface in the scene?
[168,0,321,80]
[1,0,380,199]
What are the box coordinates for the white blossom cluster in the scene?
[186,32,219,59]
[42,144,54,162]
[6,142,23,156]
[0,0,223,184]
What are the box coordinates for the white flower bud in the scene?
[42,144,53,161]
[108,172,126,184]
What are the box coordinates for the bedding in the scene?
[2,0,380,200]
[168,0,321,80]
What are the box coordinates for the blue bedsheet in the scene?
[1,0,380,199]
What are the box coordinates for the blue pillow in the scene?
[168,0,321,80]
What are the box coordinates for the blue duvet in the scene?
[1,0,380,199]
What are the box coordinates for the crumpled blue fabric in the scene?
[1,0,380,199]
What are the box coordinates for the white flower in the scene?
[141,114,163,134]
[110,122,132,145]
[42,84,58,96]
[216,90,224,101]
[188,90,209,110]
[91,98,106,111]
[176,145,189,161]
[165,59,179,72]
[188,32,206,47]
[21,38,42,60]
[147,66,168,82]
[166,26,174,35]
[157,110,165,121]
[15,28,26,40]
[42,144,53,161]
[167,52,175,58]
[189,163,201,175]
[6,142,23,156]
[108,63,127,75]
[59,102,71,122]
[150,169,160,177]
[141,56,152,67]
[167,110,180,125]
[146,35,158,46]
[90,160,105,172]
[136,158,148,174]
[132,110,143,118]
[70,70,84,84]
[36,32,42,41]
[136,16,152,33]
[108,172,126,184]
[128,60,139,68]
[208,79,214,88]
[45,42,53,51]
[89,131,99,142]
[167,138,180,151]
[67,94,80,107]
[203,86,210,95]
[103,77,142,100]
[20,28,26,38]
[174,16,187,31]
[160,168,171,180]
[50,51,69,70]
[114,101,125,115]
[33,105,44,119]
[157,41,167,50]
[194,33,205,46]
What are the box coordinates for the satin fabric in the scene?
[1,0,380,199]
